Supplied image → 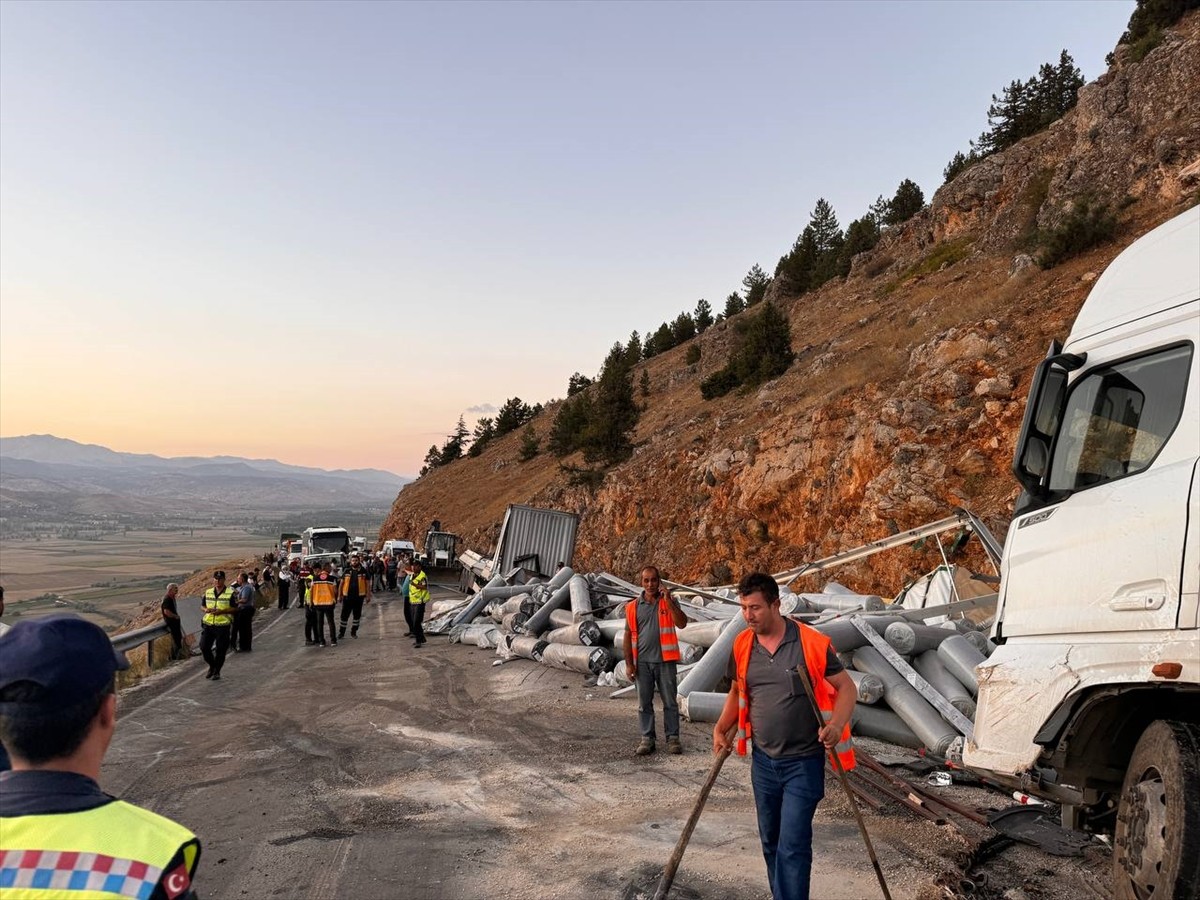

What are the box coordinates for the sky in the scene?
[0,0,1135,476]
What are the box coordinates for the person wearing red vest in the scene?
[623,565,688,756]
[713,572,856,900]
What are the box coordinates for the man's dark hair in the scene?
[737,572,780,604]
[0,679,114,764]
[641,565,660,579]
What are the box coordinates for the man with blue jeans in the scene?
[713,572,857,900]
[623,566,688,756]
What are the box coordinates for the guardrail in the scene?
[112,621,174,672]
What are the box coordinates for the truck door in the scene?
[999,339,1196,638]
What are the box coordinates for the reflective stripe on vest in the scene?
[0,800,199,899]
[309,579,337,606]
[731,622,855,770]
[624,594,680,664]
[409,571,429,604]
[201,587,236,626]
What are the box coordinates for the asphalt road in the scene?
[105,587,1105,900]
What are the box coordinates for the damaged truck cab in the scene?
[964,206,1199,899]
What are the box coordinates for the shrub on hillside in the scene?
[517,426,540,461]
[685,344,701,365]
[1036,198,1117,268]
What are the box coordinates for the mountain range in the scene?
[0,435,410,520]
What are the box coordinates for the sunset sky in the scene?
[0,0,1134,475]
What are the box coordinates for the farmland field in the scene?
[0,527,275,632]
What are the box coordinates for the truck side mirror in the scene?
[1012,342,1084,499]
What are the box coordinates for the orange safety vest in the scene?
[731,622,855,770]
[310,577,338,607]
[340,571,370,595]
[625,593,680,664]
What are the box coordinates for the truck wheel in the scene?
[1113,720,1200,900]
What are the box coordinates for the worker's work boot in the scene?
[635,737,656,756]
[667,736,683,755]
[351,625,358,638]
[338,626,346,639]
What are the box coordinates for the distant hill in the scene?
[0,435,411,519]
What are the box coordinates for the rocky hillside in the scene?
[380,15,1200,595]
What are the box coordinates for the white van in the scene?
[382,539,416,558]
[964,207,1199,898]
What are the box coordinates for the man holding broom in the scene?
[713,572,857,900]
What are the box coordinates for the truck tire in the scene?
[1113,719,1200,900]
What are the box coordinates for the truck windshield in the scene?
[312,533,349,554]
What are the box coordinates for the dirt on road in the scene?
[105,587,1111,900]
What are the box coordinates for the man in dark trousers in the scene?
[200,571,237,680]
[0,616,203,899]
[338,554,371,640]
[713,572,857,900]
[161,582,186,660]
[408,559,430,647]
[309,562,339,647]
[623,565,688,756]
[277,560,291,610]
[231,573,256,653]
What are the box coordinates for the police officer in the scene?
[200,570,237,680]
[0,615,202,899]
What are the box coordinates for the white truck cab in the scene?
[965,206,1199,899]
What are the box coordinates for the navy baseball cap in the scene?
[0,615,130,708]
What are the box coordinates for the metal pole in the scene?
[652,746,731,900]
[793,662,892,900]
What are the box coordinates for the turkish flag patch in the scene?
[163,862,192,899]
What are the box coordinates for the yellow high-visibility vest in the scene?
[202,586,236,626]
[409,570,430,604]
[0,799,199,899]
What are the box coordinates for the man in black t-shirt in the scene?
[161,583,185,660]
[713,572,856,900]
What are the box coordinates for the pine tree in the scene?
[837,215,882,276]
[625,330,642,364]
[778,199,845,292]
[495,398,532,436]
[639,369,651,397]
[742,264,770,307]
[694,298,714,332]
[581,343,639,465]
[884,179,925,225]
[671,312,696,344]
[438,415,468,464]
[652,322,675,354]
[943,149,980,184]
[723,292,746,318]
[419,445,441,476]
[549,396,588,456]
[468,417,495,457]
[642,329,658,359]
[567,373,593,396]
[733,300,794,387]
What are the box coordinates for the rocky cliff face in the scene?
[380,15,1200,595]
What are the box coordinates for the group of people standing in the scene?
[2,559,861,900]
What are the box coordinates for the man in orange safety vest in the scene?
[713,572,857,900]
